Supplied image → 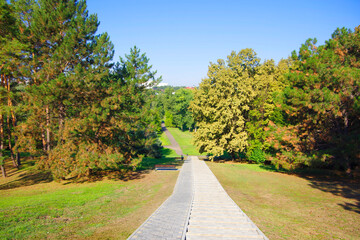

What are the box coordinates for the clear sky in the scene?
[86,0,359,87]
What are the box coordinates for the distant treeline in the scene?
[0,0,162,178]
[191,26,359,173]
[151,87,195,131]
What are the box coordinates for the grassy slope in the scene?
[159,131,171,146]
[159,130,180,158]
[166,128,202,156]
[207,162,360,240]
[0,158,178,239]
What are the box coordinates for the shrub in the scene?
[249,148,266,163]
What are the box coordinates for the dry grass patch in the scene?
[207,162,360,240]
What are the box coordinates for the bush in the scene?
[249,148,266,163]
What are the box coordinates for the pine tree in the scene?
[0,0,27,174]
[269,26,360,171]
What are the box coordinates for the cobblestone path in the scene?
[186,158,268,240]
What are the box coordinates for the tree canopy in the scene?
[0,0,162,179]
[191,26,359,173]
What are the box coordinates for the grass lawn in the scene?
[207,162,360,240]
[167,128,202,156]
[0,157,179,239]
[161,148,180,158]
[159,129,180,158]
[159,131,171,146]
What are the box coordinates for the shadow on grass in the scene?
[0,152,183,188]
[304,176,360,214]
[258,164,360,214]
[0,170,53,190]
[136,157,183,171]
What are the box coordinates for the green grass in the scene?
[159,131,171,146]
[161,148,180,158]
[207,162,360,240]
[167,128,202,156]
[0,158,179,239]
[158,129,180,157]
[139,155,181,170]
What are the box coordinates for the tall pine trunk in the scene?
[0,114,4,151]
[10,105,20,166]
[41,126,47,152]
[59,103,65,143]
[5,75,20,166]
[0,114,6,177]
[7,115,17,167]
[46,105,51,152]
[1,165,6,178]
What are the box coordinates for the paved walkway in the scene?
[127,157,193,240]
[161,123,183,156]
[186,158,268,240]
[128,156,268,240]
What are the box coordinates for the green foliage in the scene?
[40,46,162,178]
[0,1,162,179]
[153,87,195,131]
[164,110,174,127]
[191,49,289,160]
[268,26,360,171]
[249,148,266,163]
[190,49,257,158]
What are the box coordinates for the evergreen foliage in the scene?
[0,1,162,179]
[267,26,360,172]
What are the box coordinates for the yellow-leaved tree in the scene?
[190,48,289,161]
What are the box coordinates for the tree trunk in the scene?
[5,75,20,166]
[1,164,6,178]
[0,114,4,151]
[41,127,47,152]
[230,152,236,161]
[0,114,5,178]
[10,110,20,166]
[7,116,17,167]
[59,103,65,143]
[45,105,51,152]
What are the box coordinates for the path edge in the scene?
[181,156,195,240]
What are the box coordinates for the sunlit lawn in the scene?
[207,162,360,240]
[166,128,202,156]
[159,131,171,146]
[0,157,179,239]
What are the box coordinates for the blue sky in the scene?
[86,0,359,86]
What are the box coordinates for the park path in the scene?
[186,157,268,240]
[128,127,267,239]
[161,123,183,156]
